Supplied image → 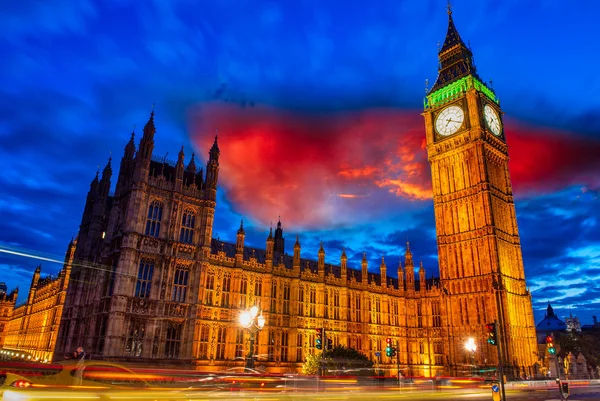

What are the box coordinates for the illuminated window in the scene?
[270,281,277,313]
[165,321,182,358]
[198,325,209,358]
[355,294,361,323]
[205,273,215,305]
[333,290,340,320]
[145,201,163,237]
[432,302,441,328]
[296,333,303,362]
[281,332,288,362]
[309,288,316,318]
[221,274,231,307]
[283,283,290,314]
[254,279,262,297]
[235,329,244,360]
[216,327,226,360]
[239,277,248,308]
[172,266,189,303]
[267,330,275,361]
[298,287,304,316]
[126,319,145,357]
[135,259,154,298]
[179,210,195,244]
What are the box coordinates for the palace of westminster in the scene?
[0,7,539,377]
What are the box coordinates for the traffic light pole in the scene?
[396,341,400,386]
[494,320,506,401]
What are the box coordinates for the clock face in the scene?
[484,104,502,136]
[435,105,465,136]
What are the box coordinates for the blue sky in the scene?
[0,0,599,325]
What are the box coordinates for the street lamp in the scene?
[239,305,266,369]
[465,337,477,376]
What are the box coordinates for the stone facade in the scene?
[0,241,74,362]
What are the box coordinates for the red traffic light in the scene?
[316,328,322,335]
[386,337,392,344]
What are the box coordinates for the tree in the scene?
[324,345,374,376]
[301,346,374,376]
[301,353,322,375]
[557,332,600,368]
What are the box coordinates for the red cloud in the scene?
[504,119,600,195]
[188,102,600,228]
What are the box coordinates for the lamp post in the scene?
[465,337,477,377]
[239,305,266,369]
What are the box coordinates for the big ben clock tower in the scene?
[423,5,538,375]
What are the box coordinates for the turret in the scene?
[361,252,368,284]
[274,217,284,254]
[380,256,387,288]
[205,135,219,202]
[187,153,197,174]
[98,157,112,197]
[265,227,274,270]
[116,130,136,196]
[28,265,41,304]
[419,261,426,293]
[340,248,348,280]
[134,109,156,182]
[405,242,415,291]
[175,146,185,183]
[293,234,301,273]
[31,265,41,289]
[235,220,245,265]
[62,238,77,289]
[318,241,325,279]
[139,109,155,160]
[397,259,405,293]
[82,171,99,223]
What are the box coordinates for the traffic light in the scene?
[385,337,392,357]
[316,328,323,349]
[391,347,397,357]
[327,339,333,350]
[486,322,498,346]
[546,335,556,355]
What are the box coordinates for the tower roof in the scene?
[429,6,480,93]
[439,6,467,53]
[143,109,156,138]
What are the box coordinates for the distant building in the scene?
[0,282,7,296]
[581,315,600,333]
[565,313,581,333]
[0,241,75,362]
[536,303,567,343]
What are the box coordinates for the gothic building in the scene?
[47,4,539,377]
[0,240,74,362]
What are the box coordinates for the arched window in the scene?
[145,201,163,237]
[172,266,189,303]
[135,259,154,298]
[165,321,183,359]
[179,210,195,244]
